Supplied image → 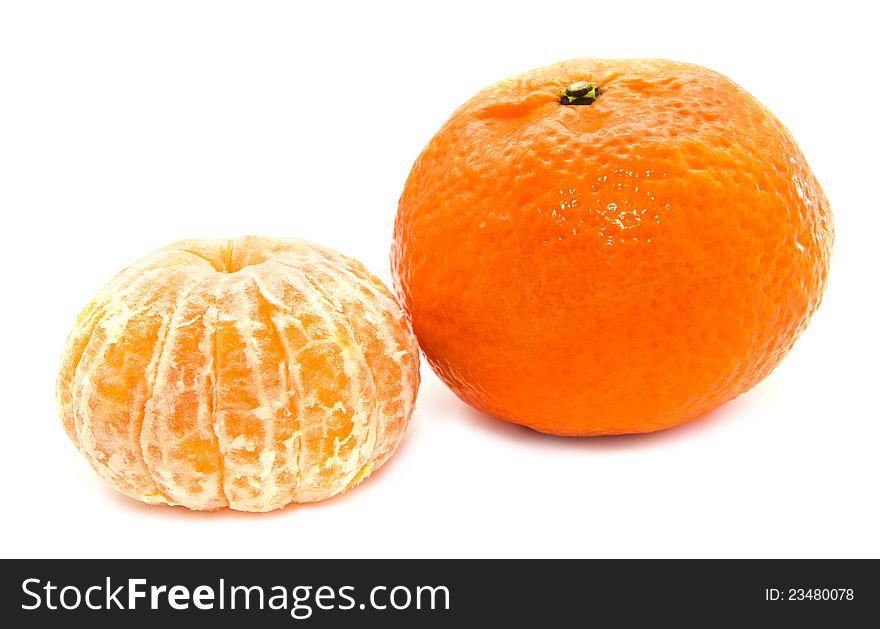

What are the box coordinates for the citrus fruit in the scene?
[57,236,419,511]
[392,58,833,436]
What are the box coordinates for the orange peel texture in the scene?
[57,236,420,511]
[392,58,833,436]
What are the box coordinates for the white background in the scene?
[1,1,877,559]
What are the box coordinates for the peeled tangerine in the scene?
[57,236,419,512]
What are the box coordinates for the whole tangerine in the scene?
[392,58,833,436]
[57,236,419,511]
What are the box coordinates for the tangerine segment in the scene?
[392,58,833,436]
[57,236,419,511]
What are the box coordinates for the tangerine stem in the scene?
[560,81,601,105]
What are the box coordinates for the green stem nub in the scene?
[560,81,601,105]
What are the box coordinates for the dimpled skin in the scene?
[57,236,419,511]
[392,58,833,436]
